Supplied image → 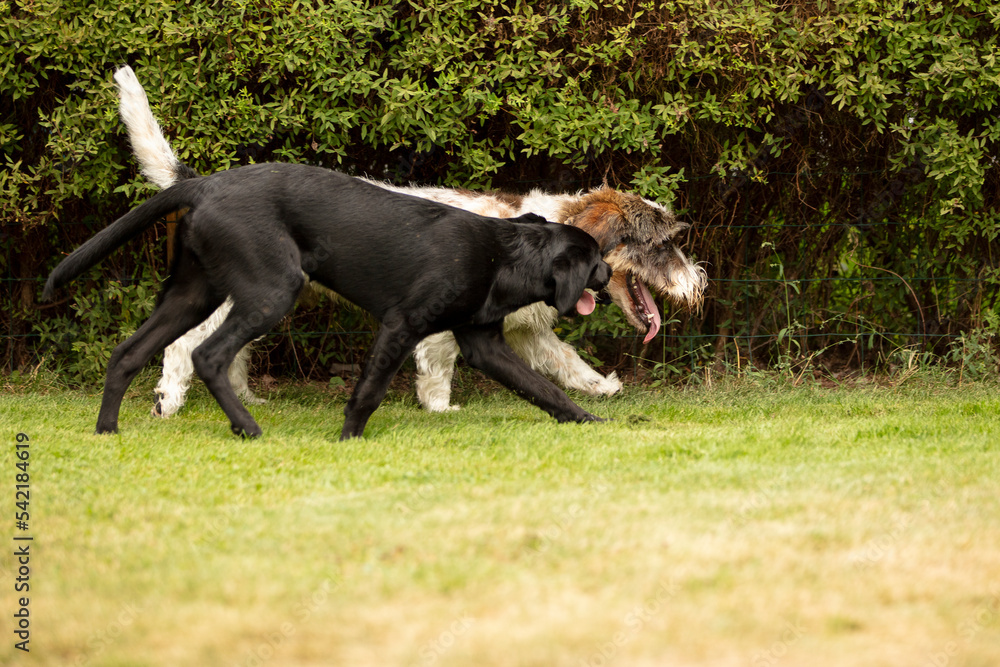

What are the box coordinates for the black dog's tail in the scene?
[114,65,199,188]
[42,180,202,301]
[46,67,202,301]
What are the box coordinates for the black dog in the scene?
[44,163,612,440]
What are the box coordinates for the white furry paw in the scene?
[416,375,461,413]
[151,391,182,418]
[426,401,461,413]
[586,371,623,396]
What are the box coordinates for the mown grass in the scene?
[1,373,999,666]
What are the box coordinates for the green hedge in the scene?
[2,0,998,382]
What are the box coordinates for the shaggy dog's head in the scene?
[560,187,707,343]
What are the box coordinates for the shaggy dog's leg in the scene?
[505,326,623,396]
[154,299,264,417]
[97,258,222,434]
[452,324,602,423]
[414,311,622,413]
[413,332,461,412]
[155,336,196,417]
[501,303,621,396]
[154,306,224,418]
[229,347,266,405]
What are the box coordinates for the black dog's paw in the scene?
[580,412,606,423]
[231,423,263,439]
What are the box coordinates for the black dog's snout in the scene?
[591,260,612,290]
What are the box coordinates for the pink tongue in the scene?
[635,279,661,344]
[576,291,596,315]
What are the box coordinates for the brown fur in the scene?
[553,186,703,330]
[559,187,689,252]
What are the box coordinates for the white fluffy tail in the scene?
[114,65,181,189]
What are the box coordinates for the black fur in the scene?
[44,163,612,440]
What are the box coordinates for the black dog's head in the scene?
[481,219,610,324]
[510,212,550,225]
[549,226,612,317]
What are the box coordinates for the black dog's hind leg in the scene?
[190,278,302,438]
[341,314,422,440]
[96,258,222,434]
[452,324,603,424]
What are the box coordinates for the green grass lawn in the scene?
[1,375,999,666]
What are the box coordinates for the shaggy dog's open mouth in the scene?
[559,187,707,345]
[601,241,707,345]
[625,272,662,343]
[605,270,665,344]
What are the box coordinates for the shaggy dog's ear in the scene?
[552,251,594,317]
[564,203,627,254]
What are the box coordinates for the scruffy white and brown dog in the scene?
[114,66,707,417]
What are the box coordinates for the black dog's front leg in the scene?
[342,318,421,440]
[452,324,602,423]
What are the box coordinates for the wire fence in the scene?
[3,169,998,383]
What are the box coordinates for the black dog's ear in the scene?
[510,212,550,225]
[552,251,594,317]
[564,204,626,254]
